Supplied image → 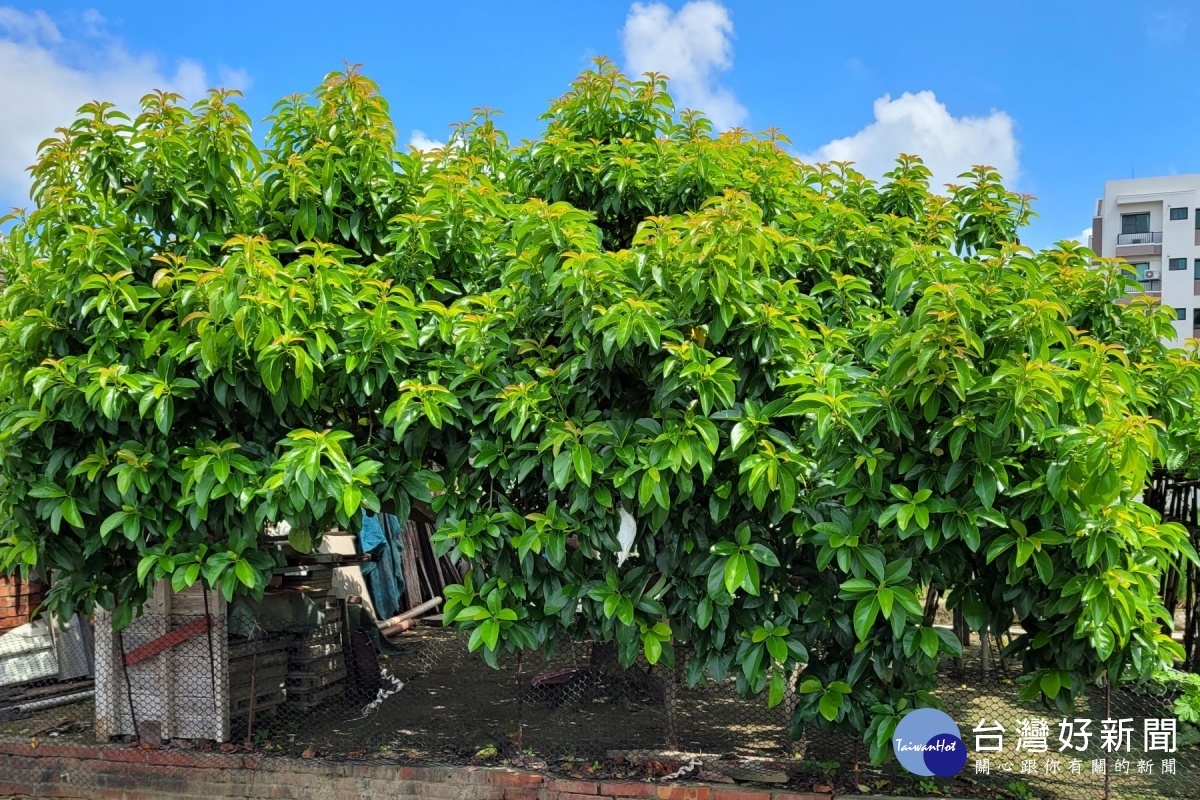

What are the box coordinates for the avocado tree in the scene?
[1,60,1196,760]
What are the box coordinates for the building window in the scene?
[1195,259,1200,280]
[1131,262,1161,291]
[1195,210,1200,229]
[1193,308,1200,330]
[1178,307,1188,321]
[1122,213,1151,234]
[1172,207,1189,221]
[1170,257,1188,270]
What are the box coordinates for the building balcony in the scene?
[1117,231,1162,244]
[1116,231,1163,258]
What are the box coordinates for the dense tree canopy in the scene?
[3,60,1200,760]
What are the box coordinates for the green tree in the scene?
[1,59,1196,760]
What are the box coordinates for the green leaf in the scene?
[552,450,573,490]
[288,526,314,554]
[768,670,785,708]
[919,627,939,659]
[100,511,129,541]
[818,690,843,721]
[748,543,780,567]
[60,498,83,529]
[1041,670,1062,699]
[853,597,880,641]
[1015,538,1035,567]
[877,587,894,619]
[234,559,256,588]
[985,534,1015,564]
[975,468,998,508]
[724,554,747,596]
[481,618,500,650]
[136,555,157,584]
[643,634,663,665]
[571,444,593,486]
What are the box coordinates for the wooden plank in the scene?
[122,617,212,667]
[290,640,342,660]
[207,590,229,742]
[168,591,210,615]
[230,690,285,715]
[285,653,342,674]
[285,681,344,709]
[92,607,116,739]
[286,665,346,691]
[228,636,293,661]
[400,521,423,609]
[152,583,170,741]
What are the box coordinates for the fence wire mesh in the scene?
[0,601,1197,800]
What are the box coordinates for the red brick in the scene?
[601,782,658,798]
[657,788,712,800]
[489,770,545,788]
[18,742,76,759]
[143,749,243,769]
[506,788,542,800]
[714,791,772,800]
[99,746,147,763]
[547,779,600,794]
[559,793,610,800]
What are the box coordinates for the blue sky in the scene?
[1,1,1197,249]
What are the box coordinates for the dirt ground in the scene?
[254,628,794,764]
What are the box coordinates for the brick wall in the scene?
[0,573,45,633]
[0,740,916,800]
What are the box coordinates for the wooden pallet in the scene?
[228,635,293,662]
[229,650,288,673]
[285,681,345,710]
[286,653,342,675]
[228,662,288,697]
[286,664,347,691]
[230,686,286,715]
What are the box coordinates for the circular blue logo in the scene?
[892,708,967,777]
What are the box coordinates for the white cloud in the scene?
[620,0,746,130]
[407,130,445,152]
[0,9,249,204]
[1147,9,1191,45]
[1071,227,1092,247]
[799,90,1019,191]
[216,67,252,91]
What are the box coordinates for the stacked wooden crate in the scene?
[284,591,347,710]
[227,634,291,726]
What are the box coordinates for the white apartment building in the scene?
[1090,174,1200,342]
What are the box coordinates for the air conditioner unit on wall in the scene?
[1144,269,1160,279]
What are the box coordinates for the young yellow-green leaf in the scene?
[643,633,663,665]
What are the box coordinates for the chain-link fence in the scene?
[0,598,1197,800]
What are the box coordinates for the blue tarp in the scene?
[359,510,406,620]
